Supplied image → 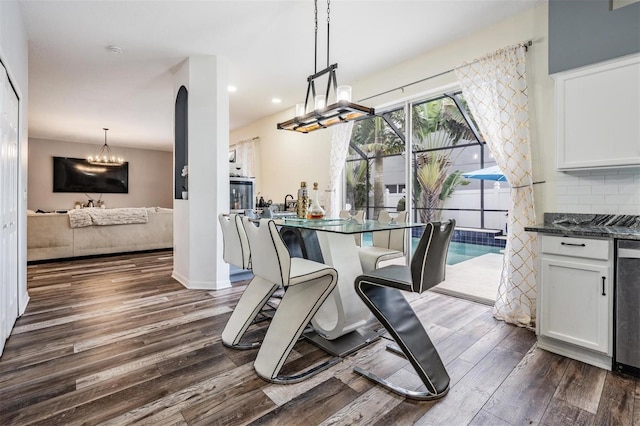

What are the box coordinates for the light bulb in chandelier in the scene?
[314,95,326,110]
[336,85,352,102]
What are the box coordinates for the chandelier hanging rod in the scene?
[312,0,332,72]
[325,0,330,69]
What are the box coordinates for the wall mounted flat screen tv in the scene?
[53,157,129,193]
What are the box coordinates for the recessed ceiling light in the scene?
[106,45,124,55]
[228,85,237,93]
[272,98,282,104]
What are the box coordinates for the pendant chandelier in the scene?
[277,0,374,133]
[87,128,124,166]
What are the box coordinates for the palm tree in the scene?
[350,111,405,218]
[413,98,474,222]
[345,159,370,212]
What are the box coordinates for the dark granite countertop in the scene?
[525,213,640,240]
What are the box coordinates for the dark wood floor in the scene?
[1,250,638,425]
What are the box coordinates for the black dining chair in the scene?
[352,219,456,400]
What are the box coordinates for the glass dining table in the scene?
[275,216,424,357]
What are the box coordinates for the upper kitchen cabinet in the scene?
[555,54,640,170]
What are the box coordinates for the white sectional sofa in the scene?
[27,207,173,262]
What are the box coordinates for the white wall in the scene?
[556,169,640,214]
[230,108,331,206]
[231,3,556,220]
[0,0,29,314]
[28,138,173,211]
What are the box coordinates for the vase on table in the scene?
[307,182,325,219]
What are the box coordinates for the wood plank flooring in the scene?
[1,250,638,425]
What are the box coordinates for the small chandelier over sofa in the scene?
[87,128,124,166]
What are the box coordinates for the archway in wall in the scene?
[174,86,188,199]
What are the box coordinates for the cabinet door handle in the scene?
[561,242,586,247]
[601,277,606,296]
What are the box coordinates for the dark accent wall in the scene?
[174,86,188,199]
[549,0,640,74]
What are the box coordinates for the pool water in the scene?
[443,241,503,265]
[362,234,503,265]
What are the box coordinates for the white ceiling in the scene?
[19,0,540,151]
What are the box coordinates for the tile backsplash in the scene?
[556,169,640,214]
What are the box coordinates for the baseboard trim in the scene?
[28,248,173,265]
[171,271,231,291]
[19,292,30,316]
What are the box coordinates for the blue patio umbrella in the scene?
[462,165,507,182]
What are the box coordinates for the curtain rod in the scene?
[232,136,259,145]
[359,40,533,103]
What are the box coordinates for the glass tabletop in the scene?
[274,217,424,234]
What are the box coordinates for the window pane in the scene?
[412,95,480,223]
[345,159,369,213]
[346,108,406,219]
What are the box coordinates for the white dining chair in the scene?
[219,213,250,270]
[358,210,409,273]
[243,217,340,383]
[219,213,279,350]
[340,210,365,246]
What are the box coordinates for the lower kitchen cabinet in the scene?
[537,235,613,370]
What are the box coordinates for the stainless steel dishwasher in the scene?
[614,239,640,377]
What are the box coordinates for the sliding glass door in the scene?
[345,91,509,231]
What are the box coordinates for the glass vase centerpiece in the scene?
[307,182,325,219]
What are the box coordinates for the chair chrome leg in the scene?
[262,356,342,384]
[252,307,276,324]
[250,294,281,324]
[386,343,406,358]
[222,340,261,350]
[353,366,449,401]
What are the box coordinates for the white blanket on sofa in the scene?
[68,207,149,228]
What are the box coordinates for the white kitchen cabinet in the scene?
[555,54,640,170]
[537,235,613,370]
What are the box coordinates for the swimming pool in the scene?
[443,241,503,265]
[363,234,503,265]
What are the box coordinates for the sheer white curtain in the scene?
[326,122,354,218]
[455,44,537,328]
[230,137,258,177]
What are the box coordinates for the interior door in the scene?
[0,63,19,356]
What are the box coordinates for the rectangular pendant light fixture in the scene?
[277,1,375,133]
